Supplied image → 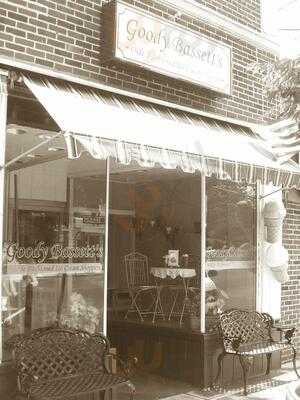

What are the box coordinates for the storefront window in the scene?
[205,177,256,331]
[107,164,203,328]
[2,139,108,361]
[106,167,257,335]
[1,118,258,366]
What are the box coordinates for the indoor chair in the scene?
[124,252,165,323]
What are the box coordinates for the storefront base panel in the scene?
[108,319,281,388]
[0,323,282,399]
[0,363,16,400]
[0,363,107,400]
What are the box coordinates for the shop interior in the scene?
[1,85,257,390]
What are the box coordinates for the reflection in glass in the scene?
[2,156,107,361]
[205,178,256,332]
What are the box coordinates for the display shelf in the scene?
[72,206,134,216]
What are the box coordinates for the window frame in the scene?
[200,177,259,332]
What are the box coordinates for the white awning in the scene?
[23,75,300,188]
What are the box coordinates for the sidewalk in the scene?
[116,359,300,400]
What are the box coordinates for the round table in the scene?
[150,267,196,280]
[150,267,196,325]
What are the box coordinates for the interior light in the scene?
[7,127,26,135]
[38,133,55,140]
[48,147,64,152]
[26,154,42,158]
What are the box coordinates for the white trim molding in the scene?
[0,73,8,363]
[256,180,263,312]
[160,0,279,55]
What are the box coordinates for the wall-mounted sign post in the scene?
[112,1,232,95]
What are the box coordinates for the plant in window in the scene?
[205,289,225,316]
[187,281,228,331]
[58,292,100,334]
[188,292,201,317]
[187,292,201,331]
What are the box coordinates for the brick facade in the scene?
[195,0,261,31]
[282,201,300,360]
[0,0,272,123]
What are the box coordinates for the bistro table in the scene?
[150,267,196,325]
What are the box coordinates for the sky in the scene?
[262,0,300,59]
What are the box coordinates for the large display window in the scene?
[1,151,259,363]
[205,178,256,330]
[107,167,203,328]
[105,168,257,332]
[1,134,108,361]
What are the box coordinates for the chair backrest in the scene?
[13,326,110,381]
[125,252,149,288]
[218,309,273,352]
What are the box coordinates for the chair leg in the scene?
[133,293,145,322]
[126,381,136,400]
[125,292,133,320]
[168,290,179,320]
[157,289,165,320]
[125,292,144,322]
[265,353,272,375]
[179,296,187,325]
[214,351,226,387]
[152,287,165,324]
[152,290,160,324]
[291,345,300,378]
[238,355,252,396]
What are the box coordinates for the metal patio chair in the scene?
[124,252,165,323]
[11,325,135,400]
[215,309,300,395]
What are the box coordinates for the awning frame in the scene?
[2,131,62,169]
[21,74,300,190]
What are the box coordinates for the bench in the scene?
[215,309,299,395]
[11,326,135,400]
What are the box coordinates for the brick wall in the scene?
[282,201,300,360]
[195,0,261,31]
[0,0,273,123]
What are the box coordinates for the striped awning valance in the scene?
[23,75,300,189]
[69,134,300,188]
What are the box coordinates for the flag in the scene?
[254,115,300,164]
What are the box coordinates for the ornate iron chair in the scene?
[124,252,165,323]
[12,325,135,399]
[215,309,299,395]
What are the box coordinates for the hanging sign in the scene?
[82,215,104,225]
[113,1,232,94]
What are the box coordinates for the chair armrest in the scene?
[18,363,39,395]
[223,335,243,352]
[109,354,138,379]
[273,326,296,344]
